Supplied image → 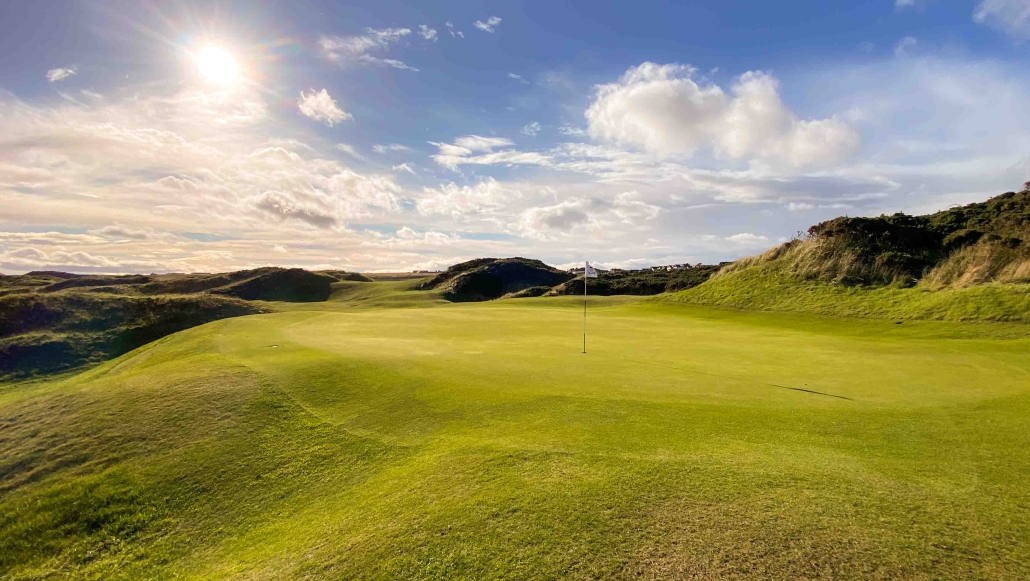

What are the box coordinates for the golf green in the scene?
[3,296,1029,579]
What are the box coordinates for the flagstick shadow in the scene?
[616,356,854,401]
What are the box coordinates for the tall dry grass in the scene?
[922,242,1030,289]
[715,238,915,285]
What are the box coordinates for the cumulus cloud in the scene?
[515,199,593,239]
[319,28,418,71]
[1,247,119,268]
[0,83,402,242]
[363,227,461,248]
[46,67,76,82]
[973,0,1030,39]
[417,178,520,217]
[585,62,860,168]
[418,25,438,41]
[474,16,502,33]
[297,89,352,126]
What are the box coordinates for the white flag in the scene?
[584,261,598,278]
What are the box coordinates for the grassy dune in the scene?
[2,291,1030,579]
[665,262,1030,323]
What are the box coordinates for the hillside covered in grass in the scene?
[0,267,357,378]
[416,258,574,301]
[667,184,1030,322]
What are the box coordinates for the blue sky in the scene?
[1,0,1029,273]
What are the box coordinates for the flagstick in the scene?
[582,265,587,354]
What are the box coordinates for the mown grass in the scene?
[2,293,1029,579]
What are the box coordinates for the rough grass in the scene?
[923,242,1030,289]
[2,295,1029,579]
[667,259,1030,323]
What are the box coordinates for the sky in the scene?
[1,0,1029,274]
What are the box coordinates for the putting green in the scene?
[2,296,1029,579]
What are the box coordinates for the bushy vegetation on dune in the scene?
[417,257,574,301]
[548,266,721,297]
[0,267,347,377]
[316,269,374,282]
[788,184,1030,287]
[0,292,263,377]
[668,184,1030,320]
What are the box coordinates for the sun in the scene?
[194,46,240,84]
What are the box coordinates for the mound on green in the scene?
[1,298,1028,579]
[417,257,573,301]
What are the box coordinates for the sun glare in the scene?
[194,46,240,84]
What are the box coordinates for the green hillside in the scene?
[0,267,349,378]
[2,296,1029,579]
[665,184,1030,321]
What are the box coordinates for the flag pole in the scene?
[582,261,587,354]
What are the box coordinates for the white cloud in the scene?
[417,178,519,217]
[787,202,815,211]
[445,22,464,38]
[335,142,367,161]
[474,16,502,33]
[297,89,352,126]
[428,135,552,170]
[973,0,1030,39]
[392,162,417,175]
[319,28,418,71]
[454,135,514,151]
[0,84,402,240]
[612,192,661,223]
[418,25,438,41]
[515,199,593,239]
[895,0,932,9]
[894,36,918,57]
[521,121,542,136]
[373,143,413,153]
[2,247,119,268]
[726,233,769,244]
[558,125,587,137]
[272,244,288,253]
[585,63,860,168]
[46,67,76,82]
[508,72,530,84]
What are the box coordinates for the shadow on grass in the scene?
[618,355,854,401]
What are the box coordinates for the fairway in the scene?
[3,296,1030,579]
